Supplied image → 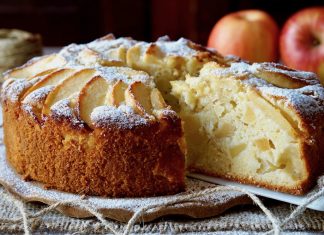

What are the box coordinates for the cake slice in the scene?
[171,61,324,195]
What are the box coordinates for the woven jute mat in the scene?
[0,186,323,234]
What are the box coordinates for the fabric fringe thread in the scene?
[1,179,323,235]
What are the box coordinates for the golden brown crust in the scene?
[3,101,185,197]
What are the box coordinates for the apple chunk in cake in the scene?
[171,61,324,194]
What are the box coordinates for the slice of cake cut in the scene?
[171,61,324,195]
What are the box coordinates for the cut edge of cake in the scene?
[171,61,324,195]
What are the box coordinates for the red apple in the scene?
[207,10,279,62]
[280,7,324,84]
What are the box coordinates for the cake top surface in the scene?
[59,35,137,66]
[2,63,168,129]
[57,34,227,69]
[87,34,137,51]
[95,66,152,85]
[137,36,207,57]
[2,34,226,129]
[2,34,324,130]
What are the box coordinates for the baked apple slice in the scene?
[31,68,58,78]
[78,76,111,127]
[42,69,96,116]
[2,77,41,103]
[106,80,128,106]
[22,68,76,101]
[78,48,99,66]
[78,48,124,67]
[125,81,152,116]
[5,54,66,79]
[21,86,54,119]
[150,88,167,110]
[103,47,128,64]
[252,63,318,89]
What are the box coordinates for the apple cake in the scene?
[2,34,324,196]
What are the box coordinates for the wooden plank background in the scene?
[0,0,322,46]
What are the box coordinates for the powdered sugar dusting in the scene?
[22,86,54,106]
[160,108,179,120]
[204,62,250,77]
[118,104,136,114]
[50,99,84,126]
[207,61,319,86]
[58,43,85,66]
[88,37,136,54]
[1,78,15,89]
[91,106,149,129]
[96,67,153,86]
[242,76,270,87]
[250,63,318,85]
[155,38,197,57]
[59,37,136,67]
[259,84,324,119]
[1,77,40,102]
[50,99,74,118]
[137,38,199,58]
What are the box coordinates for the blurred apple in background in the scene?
[207,10,279,63]
[280,7,324,84]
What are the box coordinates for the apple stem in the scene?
[312,37,320,47]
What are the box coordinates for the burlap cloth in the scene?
[0,185,323,234]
